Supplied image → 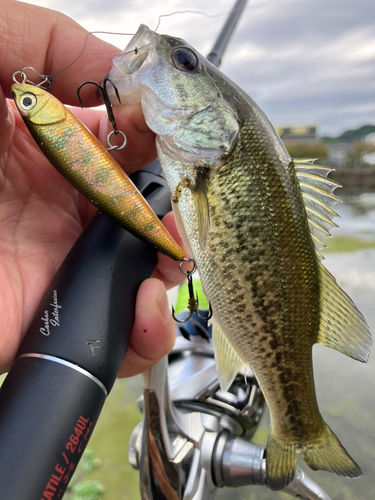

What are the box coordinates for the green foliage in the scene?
[323,236,375,253]
[65,450,104,500]
[342,141,375,169]
[79,449,102,473]
[322,124,375,143]
[69,480,105,500]
[284,141,328,160]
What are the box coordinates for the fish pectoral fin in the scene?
[212,321,246,392]
[301,423,361,478]
[317,264,372,362]
[194,168,210,250]
[266,434,297,491]
[171,201,193,257]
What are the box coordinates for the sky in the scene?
[22,0,375,137]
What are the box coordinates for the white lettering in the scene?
[40,311,50,336]
[49,290,62,327]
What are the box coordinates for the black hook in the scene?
[195,298,213,322]
[77,75,121,133]
[178,317,211,342]
[172,259,213,329]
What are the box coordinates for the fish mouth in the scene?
[124,24,158,55]
[106,24,159,105]
[114,24,158,77]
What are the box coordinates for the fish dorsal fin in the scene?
[317,264,372,362]
[212,321,246,391]
[294,159,341,261]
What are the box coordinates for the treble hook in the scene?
[77,76,126,151]
[172,258,213,328]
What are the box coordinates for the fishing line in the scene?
[46,6,246,81]
[48,30,136,79]
[54,8,226,78]
[154,9,234,32]
[29,4,251,88]
[15,31,136,89]
[154,1,257,31]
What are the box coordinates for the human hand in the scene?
[0,0,184,376]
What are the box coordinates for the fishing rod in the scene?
[206,0,248,67]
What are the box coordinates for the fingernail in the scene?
[157,283,172,323]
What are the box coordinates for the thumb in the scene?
[118,278,176,377]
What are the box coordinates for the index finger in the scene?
[0,0,122,106]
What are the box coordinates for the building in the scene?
[276,125,317,143]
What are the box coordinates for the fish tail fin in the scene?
[301,423,361,478]
[266,433,297,490]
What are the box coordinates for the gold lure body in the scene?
[12,83,184,261]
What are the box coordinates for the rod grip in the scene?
[0,166,171,499]
[0,356,107,499]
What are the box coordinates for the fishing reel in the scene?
[127,314,332,500]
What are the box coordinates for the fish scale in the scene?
[200,125,321,435]
[107,24,371,490]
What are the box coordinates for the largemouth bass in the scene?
[11,83,184,261]
[107,25,372,489]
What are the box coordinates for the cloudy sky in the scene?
[23,0,375,137]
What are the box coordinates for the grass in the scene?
[323,236,375,253]
[71,377,143,500]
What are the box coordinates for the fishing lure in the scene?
[11,78,184,261]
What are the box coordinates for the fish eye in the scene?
[172,48,198,72]
[19,93,37,111]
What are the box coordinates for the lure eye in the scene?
[172,48,198,72]
[19,93,37,111]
